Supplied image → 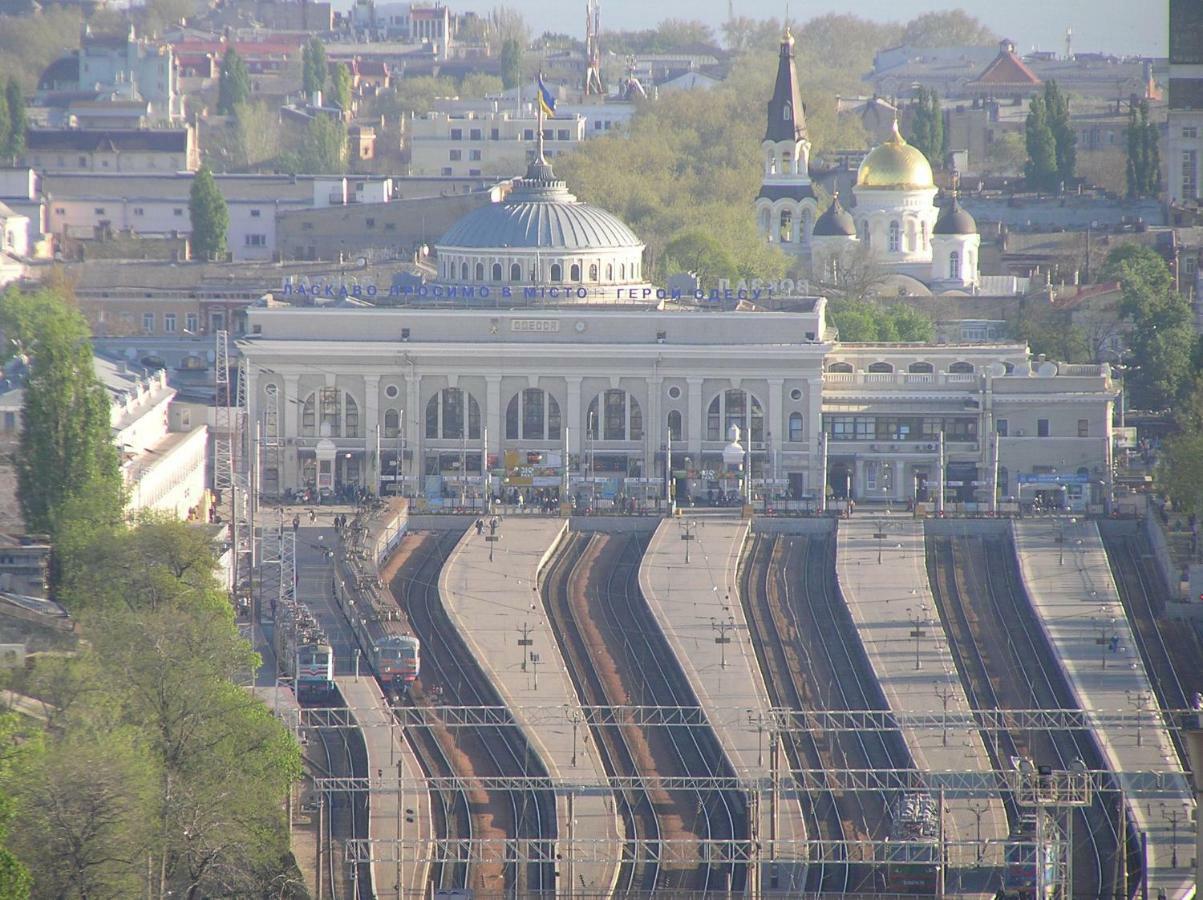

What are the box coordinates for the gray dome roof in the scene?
[437,158,642,252]
[813,194,856,236]
[933,197,977,235]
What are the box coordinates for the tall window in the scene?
[1184,149,1198,199]
[551,263,562,282]
[510,263,522,281]
[667,410,682,442]
[461,261,469,280]
[706,389,764,442]
[425,388,481,440]
[474,262,484,281]
[505,389,561,440]
[384,408,400,439]
[788,412,803,442]
[301,389,360,437]
[888,220,901,252]
[492,263,502,281]
[779,209,793,243]
[949,251,961,280]
[570,263,581,281]
[586,390,643,441]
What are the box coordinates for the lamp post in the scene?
[908,606,927,670]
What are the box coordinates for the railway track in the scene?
[738,533,912,894]
[383,530,556,897]
[1100,527,1203,768]
[928,533,1123,898]
[379,532,472,896]
[304,686,369,900]
[541,529,747,896]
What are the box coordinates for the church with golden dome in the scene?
[756,31,980,294]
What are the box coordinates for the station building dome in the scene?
[434,156,649,295]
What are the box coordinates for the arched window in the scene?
[384,408,400,439]
[908,361,934,373]
[589,263,598,281]
[905,221,916,252]
[921,221,928,249]
[779,209,793,243]
[788,412,803,442]
[424,388,481,440]
[510,262,522,281]
[826,362,854,373]
[620,263,626,280]
[783,102,792,122]
[550,263,562,282]
[667,410,683,442]
[706,389,764,442]
[888,220,901,252]
[474,262,484,281]
[948,361,975,374]
[460,261,469,281]
[949,251,961,280]
[867,362,894,373]
[759,207,770,235]
[570,263,581,281]
[505,389,562,441]
[491,262,502,282]
[606,263,614,281]
[586,390,643,441]
[302,389,358,437]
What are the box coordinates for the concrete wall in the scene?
[751,516,836,535]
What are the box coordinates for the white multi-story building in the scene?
[100,358,208,519]
[408,102,586,177]
[1168,0,1203,205]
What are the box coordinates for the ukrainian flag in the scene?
[537,74,557,117]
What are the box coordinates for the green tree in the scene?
[459,72,504,99]
[4,79,24,160]
[297,115,347,173]
[1043,80,1075,186]
[216,47,250,115]
[900,10,997,47]
[302,36,327,98]
[0,84,10,164]
[1025,95,1058,191]
[0,713,33,900]
[1103,245,1195,408]
[188,166,228,260]
[330,62,353,112]
[500,37,523,90]
[0,289,123,540]
[1125,98,1160,199]
[664,228,739,286]
[910,87,944,168]
[828,299,935,341]
[1160,426,1203,516]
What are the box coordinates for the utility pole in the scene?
[934,680,955,747]
[517,621,533,671]
[908,607,927,670]
[711,616,733,669]
[681,519,697,563]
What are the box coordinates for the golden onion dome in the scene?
[856,119,935,190]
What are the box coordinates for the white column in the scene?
[363,375,379,489]
[687,376,704,459]
[768,378,783,487]
[646,375,661,483]
[406,373,421,490]
[283,374,299,490]
[565,376,582,473]
[485,375,502,463]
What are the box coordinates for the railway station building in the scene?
[239,89,1116,510]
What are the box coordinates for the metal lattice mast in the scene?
[257,518,281,626]
[234,356,252,582]
[214,331,232,498]
[280,526,296,613]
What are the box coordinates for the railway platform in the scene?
[1013,519,1196,900]
[337,675,432,900]
[438,517,620,896]
[638,515,809,889]
[836,517,1009,867]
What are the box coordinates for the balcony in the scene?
[824,372,978,388]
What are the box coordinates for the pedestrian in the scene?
[292,514,300,532]
[308,508,316,524]
[475,518,484,535]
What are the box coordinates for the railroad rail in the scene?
[541,530,748,893]
[383,530,556,896]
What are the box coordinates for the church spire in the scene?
[765,28,806,142]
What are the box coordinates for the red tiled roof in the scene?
[969,47,1041,88]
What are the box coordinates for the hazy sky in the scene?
[473,0,1167,58]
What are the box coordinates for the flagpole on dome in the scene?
[535,73,545,163]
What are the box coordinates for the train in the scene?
[333,569,421,694]
[1001,812,1059,899]
[274,600,336,699]
[884,791,940,895]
